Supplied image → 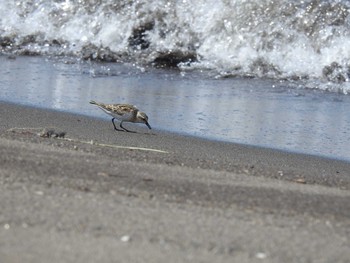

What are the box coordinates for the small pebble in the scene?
[4,224,10,230]
[294,178,306,184]
[57,132,66,138]
[97,172,109,177]
[120,235,131,242]
[256,252,267,259]
[39,129,54,138]
[38,128,66,138]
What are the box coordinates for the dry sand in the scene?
[1,101,350,262]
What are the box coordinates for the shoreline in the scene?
[2,55,350,161]
[2,99,343,160]
[2,100,350,189]
[1,101,350,262]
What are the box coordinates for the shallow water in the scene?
[1,56,350,161]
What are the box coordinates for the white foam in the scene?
[1,0,350,91]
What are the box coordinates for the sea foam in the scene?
[1,0,350,92]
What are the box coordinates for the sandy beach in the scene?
[1,101,350,262]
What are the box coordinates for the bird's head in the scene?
[136,111,151,129]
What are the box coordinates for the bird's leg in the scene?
[120,121,136,133]
[112,118,124,132]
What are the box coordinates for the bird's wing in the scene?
[105,104,138,116]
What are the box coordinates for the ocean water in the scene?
[1,0,350,90]
[1,0,350,160]
[2,56,350,162]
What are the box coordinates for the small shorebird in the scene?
[90,100,151,132]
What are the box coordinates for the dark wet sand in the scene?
[1,101,350,262]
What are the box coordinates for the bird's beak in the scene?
[146,122,152,129]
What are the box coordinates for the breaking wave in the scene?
[2,0,350,92]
